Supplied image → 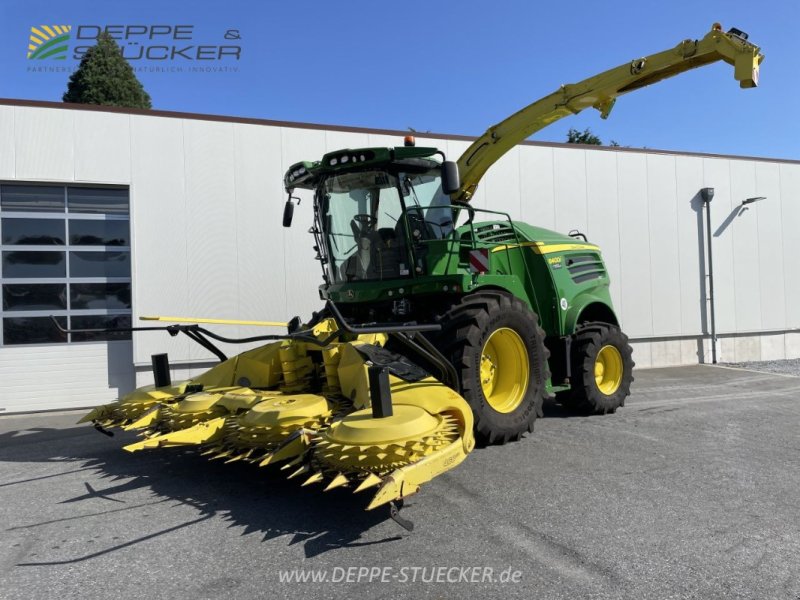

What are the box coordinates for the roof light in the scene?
[404,135,415,147]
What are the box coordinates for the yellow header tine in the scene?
[324,473,349,491]
[301,471,325,486]
[260,435,306,467]
[287,464,310,479]
[354,473,382,493]
[279,456,304,470]
[140,316,288,327]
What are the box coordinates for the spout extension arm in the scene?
[454,25,763,202]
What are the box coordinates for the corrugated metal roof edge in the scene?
[0,97,797,165]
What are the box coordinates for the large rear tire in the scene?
[434,292,550,445]
[559,322,634,414]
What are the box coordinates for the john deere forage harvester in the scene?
[76,25,762,522]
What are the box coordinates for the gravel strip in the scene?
[722,358,800,377]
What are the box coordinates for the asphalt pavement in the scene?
[1,364,799,600]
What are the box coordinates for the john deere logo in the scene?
[27,25,72,60]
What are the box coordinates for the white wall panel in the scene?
[74,111,131,183]
[0,106,15,178]
[675,156,705,335]
[584,151,621,310]
[281,127,327,321]
[646,154,682,336]
[443,139,471,163]
[232,124,287,332]
[326,130,371,151]
[481,150,521,220]
[616,152,652,336]
[734,336,761,362]
[409,135,440,150]
[14,106,73,180]
[130,115,191,365]
[760,333,785,361]
[183,120,239,361]
[650,340,682,366]
[681,338,703,365]
[753,162,785,330]
[787,333,800,359]
[780,164,800,328]
[718,336,735,363]
[629,341,652,368]
[0,342,134,413]
[366,133,403,150]
[702,158,736,333]
[518,146,556,230]
[552,147,587,233]
[728,161,761,332]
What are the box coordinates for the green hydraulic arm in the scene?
[454,24,764,202]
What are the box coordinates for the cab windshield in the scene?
[320,166,451,283]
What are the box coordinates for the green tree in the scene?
[63,33,151,109]
[566,127,602,145]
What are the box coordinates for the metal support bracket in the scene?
[151,353,172,388]
[368,364,393,418]
[389,500,414,532]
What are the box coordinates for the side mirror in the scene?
[282,200,295,227]
[441,161,460,195]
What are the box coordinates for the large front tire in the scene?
[435,292,550,445]
[560,322,634,414]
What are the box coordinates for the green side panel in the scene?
[462,220,620,336]
[322,218,620,337]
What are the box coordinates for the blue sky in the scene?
[0,0,795,159]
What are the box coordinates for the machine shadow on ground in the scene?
[0,424,405,561]
[1,396,612,562]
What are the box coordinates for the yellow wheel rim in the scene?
[595,345,623,395]
[480,328,529,413]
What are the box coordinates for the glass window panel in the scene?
[3,316,67,345]
[71,314,132,342]
[70,282,131,310]
[2,218,65,245]
[3,284,67,311]
[67,188,129,214]
[0,184,65,212]
[69,219,129,246]
[69,251,130,278]
[2,251,66,278]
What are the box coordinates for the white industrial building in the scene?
[0,98,797,413]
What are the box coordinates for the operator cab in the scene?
[282,141,461,286]
[318,159,454,284]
